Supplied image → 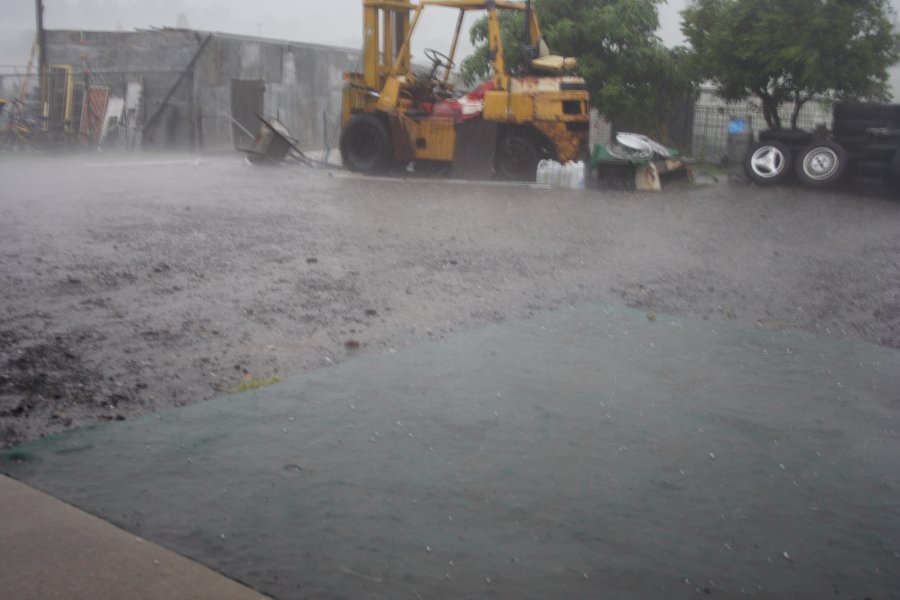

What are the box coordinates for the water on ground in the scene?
[2,304,899,599]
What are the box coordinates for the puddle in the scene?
[3,304,899,599]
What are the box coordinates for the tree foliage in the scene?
[459,11,529,84]
[682,0,900,130]
[459,0,696,138]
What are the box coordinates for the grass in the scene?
[690,160,727,177]
[229,374,283,394]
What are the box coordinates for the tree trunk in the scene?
[790,94,810,130]
[758,93,782,130]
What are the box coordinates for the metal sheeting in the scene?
[262,44,283,84]
[42,29,360,151]
[79,86,109,143]
[197,39,284,88]
[196,38,226,87]
[230,79,265,150]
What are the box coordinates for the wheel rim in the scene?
[802,147,839,181]
[749,145,786,178]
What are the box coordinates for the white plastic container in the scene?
[573,160,586,189]
[536,159,553,185]
[537,159,584,189]
[549,160,562,187]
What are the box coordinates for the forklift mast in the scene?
[362,0,412,90]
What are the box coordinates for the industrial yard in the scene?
[2,155,898,447]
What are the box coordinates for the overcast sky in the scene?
[1,0,897,94]
[0,0,688,66]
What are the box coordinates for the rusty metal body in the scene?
[248,117,293,164]
[340,0,590,178]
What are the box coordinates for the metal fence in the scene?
[76,68,203,151]
[689,87,833,163]
[1,66,207,152]
[7,67,842,162]
[0,72,28,101]
[0,71,36,127]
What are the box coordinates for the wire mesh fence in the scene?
[0,71,35,123]
[1,65,205,152]
[5,65,841,162]
[689,87,832,163]
[76,69,198,151]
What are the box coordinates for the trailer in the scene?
[744,102,900,189]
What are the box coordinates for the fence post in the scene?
[726,116,753,181]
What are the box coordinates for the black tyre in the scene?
[759,129,812,147]
[883,149,900,190]
[834,102,900,123]
[495,134,541,181]
[831,134,869,153]
[854,159,891,179]
[339,114,392,173]
[744,141,793,184]
[834,102,883,120]
[795,141,847,187]
[832,119,886,137]
[859,141,899,161]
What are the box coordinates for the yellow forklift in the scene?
[340,0,590,180]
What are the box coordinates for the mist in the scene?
[1,0,690,67]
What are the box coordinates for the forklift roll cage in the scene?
[345,0,549,124]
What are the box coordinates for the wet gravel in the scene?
[1,155,898,448]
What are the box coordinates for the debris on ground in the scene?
[591,133,690,191]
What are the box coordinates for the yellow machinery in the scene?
[340,0,590,180]
[0,98,30,150]
[41,64,75,134]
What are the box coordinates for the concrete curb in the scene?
[0,475,270,600]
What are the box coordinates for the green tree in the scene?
[460,0,696,138]
[459,11,529,84]
[682,0,900,130]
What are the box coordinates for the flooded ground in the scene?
[1,155,898,448]
[2,304,898,599]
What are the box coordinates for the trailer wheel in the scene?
[759,129,812,147]
[745,141,793,184]
[495,134,541,181]
[884,149,900,191]
[832,119,888,137]
[834,102,900,122]
[340,114,392,173]
[795,141,847,187]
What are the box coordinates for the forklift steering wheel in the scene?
[424,48,455,71]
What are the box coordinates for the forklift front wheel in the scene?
[340,114,392,173]
[495,135,541,181]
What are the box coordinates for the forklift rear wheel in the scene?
[340,114,392,173]
[495,135,540,181]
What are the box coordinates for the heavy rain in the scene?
[1,1,899,599]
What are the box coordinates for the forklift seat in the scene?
[432,81,495,123]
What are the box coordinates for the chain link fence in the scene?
[689,87,832,163]
[7,65,841,162]
[1,65,204,152]
[0,70,35,124]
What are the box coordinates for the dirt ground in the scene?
[1,155,898,448]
